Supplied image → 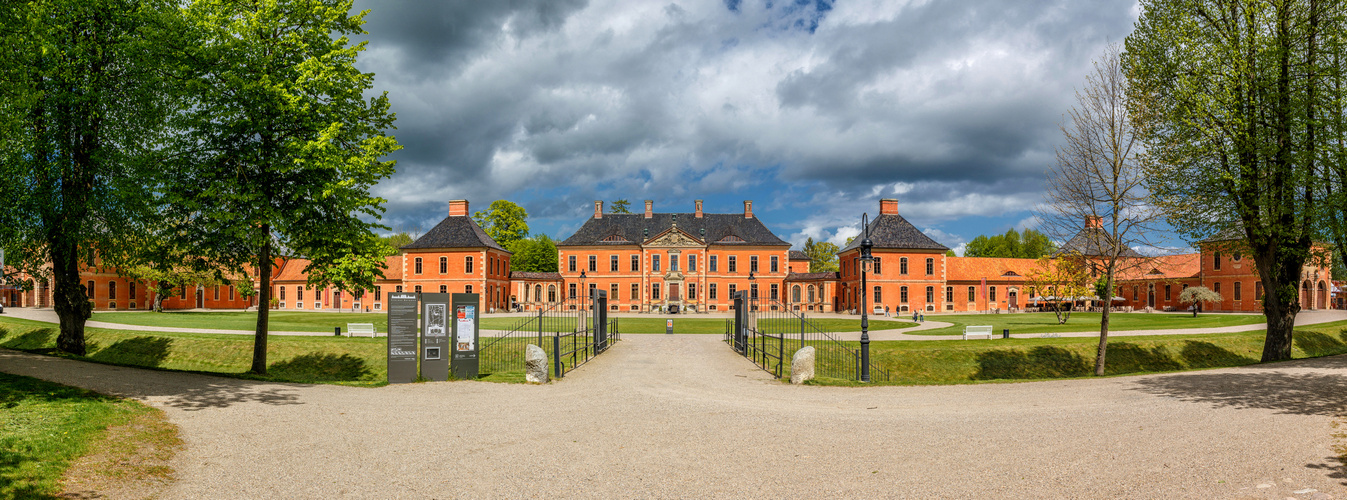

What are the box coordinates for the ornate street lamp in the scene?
[859,212,874,383]
[579,270,587,310]
[748,272,756,311]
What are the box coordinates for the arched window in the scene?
[535,284,542,301]
[108,281,117,299]
[808,285,816,302]
[792,285,801,302]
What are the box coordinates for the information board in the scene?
[420,293,451,381]
[386,292,419,383]
[451,293,480,380]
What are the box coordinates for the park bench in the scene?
[963,325,994,340]
[347,323,377,338]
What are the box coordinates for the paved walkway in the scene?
[2,335,1345,498]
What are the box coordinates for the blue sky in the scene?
[352,0,1142,255]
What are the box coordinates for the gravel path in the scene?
[3,334,1345,498]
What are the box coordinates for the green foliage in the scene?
[473,200,530,248]
[963,228,1056,258]
[946,250,957,257]
[801,237,840,272]
[1126,0,1336,361]
[609,199,631,214]
[507,235,559,272]
[0,0,185,354]
[381,232,415,253]
[304,235,393,302]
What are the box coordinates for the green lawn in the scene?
[89,310,916,335]
[800,320,1347,386]
[93,311,386,333]
[903,312,1266,336]
[0,372,166,499]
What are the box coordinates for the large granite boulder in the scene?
[525,344,549,383]
[790,346,816,385]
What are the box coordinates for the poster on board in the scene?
[456,305,475,351]
[425,304,446,336]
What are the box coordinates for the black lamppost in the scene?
[748,272,756,311]
[579,270,587,309]
[859,213,873,383]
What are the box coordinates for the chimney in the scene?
[880,199,899,215]
[448,199,469,217]
[1086,216,1102,228]
[694,200,704,218]
[743,200,753,219]
[594,200,603,219]
[644,200,653,219]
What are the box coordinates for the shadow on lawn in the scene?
[0,326,56,350]
[972,341,1258,380]
[269,352,373,382]
[90,336,172,368]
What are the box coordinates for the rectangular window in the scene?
[750,284,758,299]
[689,283,697,300]
[652,283,661,300]
[631,255,639,272]
[926,258,934,275]
[631,283,639,300]
[689,255,697,273]
[375,286,381,301]
[1165,285,1172,301]
[130,282,136,301]
[439,285,447,293]
[653,255,661,272]
[568,255,577,272]
[728,256,737,273]
[968,286,975,302]
[465,256,473,274]
[297,286,305,301]
[710,283,717,300]
[229,286,236,301]
[770,256,779,273]
[213,286,220,300]
[1256,282,1263,300]
[945,286,953,302]
[569,283,577,299]
[610,283,618,299]
[588,283,596,300]
[900,258,908,275]
[750,256,759,273]
[440,257,447,274]
[926,286,934,303]
[108,282,117,300]
[1214,282,1221,295]
[179,285,185,300]
[611,255,618,272]
[671,255,679,272]
[280,287,286,300]
[415,257,423,274]
[729,284,737,297]
[710,255,718,272]
[874,258,881,275]
[396,286,403,293]
[589,255,597,272]
[1234,282,1242,300]
[1214,252,1222,271]
[990,286,997,302]
[414,285,422,293]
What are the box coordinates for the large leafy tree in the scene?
[0,0,182,355]
[801,237,840,273]
[609,199,631,214]
[473,200,529,248]
[165,0,400,374]
[963,228,1057,258]
[507,235,559,273]
[1126,0,1341,362]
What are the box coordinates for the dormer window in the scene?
[717,235,745,243]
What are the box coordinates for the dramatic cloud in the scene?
[353,0,1140,244]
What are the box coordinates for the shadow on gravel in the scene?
[153,378,305,411]
[1305,456,1347,486]
[1131,356,1347,416]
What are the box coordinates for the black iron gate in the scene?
[480,289,620,379]
[724,293,890,382]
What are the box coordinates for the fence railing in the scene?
[480,293,619,379]
[725,295,891,382]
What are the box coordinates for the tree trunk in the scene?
[50,242,91,355]
[251,227,272,374]
[1095,278,1113,376]
[1261,288,1297,362]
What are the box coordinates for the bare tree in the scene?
[1041,44,1163,376]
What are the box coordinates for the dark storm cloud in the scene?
[351,0,1140,233]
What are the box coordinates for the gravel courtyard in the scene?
[2,334,1345,498]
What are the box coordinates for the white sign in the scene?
[424,304,446,337]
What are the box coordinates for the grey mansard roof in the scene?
[559,213,790,247]
[838,213,949,252]
[1057,227,1142,258]
[402,215,507,252]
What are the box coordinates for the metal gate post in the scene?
[553,334,562,379]
[733,292,746,354]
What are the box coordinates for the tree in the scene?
[1042,43,1162,376]
[381,232,415,255]
[610,199,631,214]
[1178,286,1222,317]
[473,200,529,248]
[0,0,183,355]
[801,238,840,273]
[963,228,1057,258]
[946,250,957,257]
[164,0,400,374]
[507,235,559,272]
[1126,0,1338,362]
[304,236,392,311]
[1026,254,1094,325]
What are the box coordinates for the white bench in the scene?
[346,323,377,337]
[963,325,994,340]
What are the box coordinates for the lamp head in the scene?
[748,272,755,281]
